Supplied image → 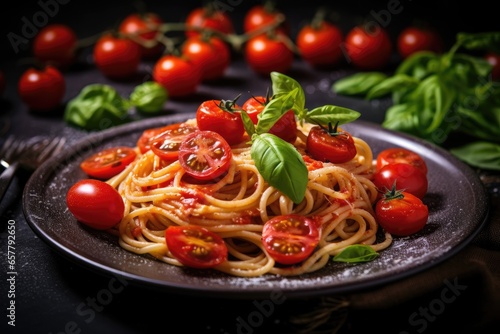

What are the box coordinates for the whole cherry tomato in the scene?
[18,65,65,112]
[485,52,500,81]
[153,54,202,98]
[375,189,429,236]
[344,24,393,70]
[242,95,297,143]
[262,214,321,265]
[185,5,234,38]
[80,146,137,180]
[118,12,165,59]
[33,24,78,69]
[93,34,141,80]
[296,20,344,69]
[373,163,428,199]
[376,147,428,174]
[397,26,443,59]
[165,225,228,269]
[244,33,294,76]
[66,179,124,230]
[306,123,357,164]
[181,35,230,81]
[243,3,289,35]
[196,97,245,145]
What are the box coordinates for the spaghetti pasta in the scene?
[105,119,392,277]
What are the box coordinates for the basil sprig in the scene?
[242,72,361,204]
[332,31,500,170]
[333,245,379,263]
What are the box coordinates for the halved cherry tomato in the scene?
[375,189,429,236]
[262,214,321,265]
[306,124,357,163]
[66,179,124,230]
[242,95,297,143]
[376,147,428,174]
[178,130,232,181]
[185,5,234,38]
[196,97,245,145]
[373,163,428,199]
[150,123,198,160]
[165,225,228,269]
[80,146,137,179]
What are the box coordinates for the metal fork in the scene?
[0,135,67,202]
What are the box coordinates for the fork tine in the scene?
[0,136,22,161]
[36,137,66,163]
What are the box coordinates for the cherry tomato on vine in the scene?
[181,35,230,81]
[153,54,202,98]
[178,130,233,181]
[185,6,234,38]
[375,189,429,236]
[296,20,344,69]
[80,146,137,179]
[244,33,294,76]
[150,123,198,161]
[243,3,289,35]
[373,163,428,199]
[397,26,443,59]
[376,147,427,174]
[118,12,164,59]
[33,24,78,69]
[306,124,357,164]
[242,95,297,143]
[262,214,321,265]
[196,97,245,146]
[165,225,228,269]
[344,25,393,70]
[93,34,141,80]
[18,65,65,112]
[485,52,500,81]
[66,179,124,230]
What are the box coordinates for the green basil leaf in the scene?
[64,84,130,131]
[395,51,440,80]
[366,74,419,99]
[450,141,500,171]
[332,72,388,96]
[130,81,168,113]
[270,71,306,111]
[240,110,256,138]
[305,105,360,126]
[382,103,420,136]
[251,133,308,204]
[255,90,297,134]
[447,54,493,81]
[456,32,500,54]
[333,245,379,263]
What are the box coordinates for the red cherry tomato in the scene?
[375,190,429,236]
[262,214,321,265]
[93,34,141,80]
[153,54,202,98]
[66,179,124,230]
[18,65,65,112]
[373,163,428,199]
[178,130,233,181]
[196,98,245,146]
[181,35,231,81]
[344,25,393,70]
[80,146,137,180]
[244,33,294,76]
[149,123,198,161]
[185,6,234,38]
[296,20,344,69]
[33,24,78,69]
[165,225,228,269]
[485,52,500,81]
[397,26,443,59]
[118,12,164,59]
[242,95,297,143]
[306,124,357,164]
[243,4,289,35]
[376,147,428,174]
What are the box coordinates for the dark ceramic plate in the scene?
[22,113,489,299]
